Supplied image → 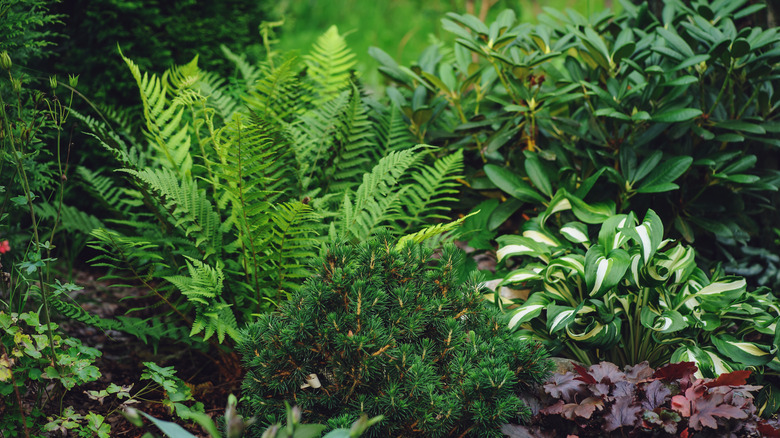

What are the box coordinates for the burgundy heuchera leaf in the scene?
[603,395,642,432]
[653,362,697,381]
[688,392,747,430]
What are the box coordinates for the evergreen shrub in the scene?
[238,233,552,437]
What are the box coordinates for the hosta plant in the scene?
[238,233,551,437]
[496,209,780,376]
[502,361,780,437]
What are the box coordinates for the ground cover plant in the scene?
[239,233,552,437]
[503,360,780,437]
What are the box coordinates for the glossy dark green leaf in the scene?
[730,38,751,58]
[484,164,546,203]
[488,198,523,231]
[637,156,692,193]
[658,27,694,58]
[524,152,553,197]
[653,108,702,123]
[714,120,766,134]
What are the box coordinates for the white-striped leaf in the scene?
[598,213,633,251]
[560,221,589,245]
[546,254,586,280]
[671,345,712,378]
[523,229,561,247]
[539,190,572,225]
[566,311,621,348]
[640,307,686,333]
[543,281,574,304]
[694,277,747,311]
[711,334,772,366]
[496,235,550,262]
[502,268,542,284]
[584,246,630,298]
[547,302,584,334]
[507,293,550,329]
[622,209,664,263]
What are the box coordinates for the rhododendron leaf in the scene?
[604,395,642,431]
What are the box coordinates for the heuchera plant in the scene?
[503,361,780,437]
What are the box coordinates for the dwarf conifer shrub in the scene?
[238,233,552,437]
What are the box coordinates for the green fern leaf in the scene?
[244,54,309,123]
[398,149,464,231]
[120,48,196,176]
[164,256,223,305]
[305,25,357,104]
[396,211,478,250]
[122,168,222,257]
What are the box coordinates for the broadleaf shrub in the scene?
[238,233,552,437]
[373,0,780,262]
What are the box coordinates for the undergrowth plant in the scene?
[239,233,551,437]
[61,26,465,362]
[372,0,780,262]
[496,209,780,375]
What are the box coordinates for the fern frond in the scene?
[164,256,223,305]
[337,147,420,241]
[120,48,196,176]
[191,302,240,343]
[291,90,350,194]
[220,44,262,88]
[305,25,357,104]
[397,149,464,232]
[327,83,377,193]
[121,168,222,258]
[396,211,478,250]
[265,201,319,296]
[244,55,308,123]
[199,70,241,122]
[76,166,133,215]
[372,103,416,154]
[34,202,105,236]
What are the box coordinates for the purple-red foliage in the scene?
[502,361,780,437]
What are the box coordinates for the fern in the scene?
[198,70,241,123]
[305,25,357,104]
[336,147,420,241]
[122,168,222,258]
[220,44,261,89]
[120,48,196,176]
[244,55,308,123]
[264,201,319,299]
[164,256,223,305]
[327,83,377,193]
[372,102,416,154]
[396,211,478,250]
[191,302,240,344]
[34,202,105,236]
[397,149,464,232]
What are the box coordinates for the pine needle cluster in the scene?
[238,233,552,437]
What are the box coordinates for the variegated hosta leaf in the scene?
[559,221,589,246]
[597,213,633,251]
[671,345,735,378]
[693,277,747,312]
[523,229,561,247]
[646,244,696,283]
[584,245,630,298]
[711,334,772,367]
[620,209,664,264]
[545,254,586,280]
[506,293,550,329]
[640,307,686,333]
[501,267,543,285]
[546,302,584,334]
[539,190,572,225]
[565,306,621,348]
[543,281,575,304]
[495,235,551,262]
